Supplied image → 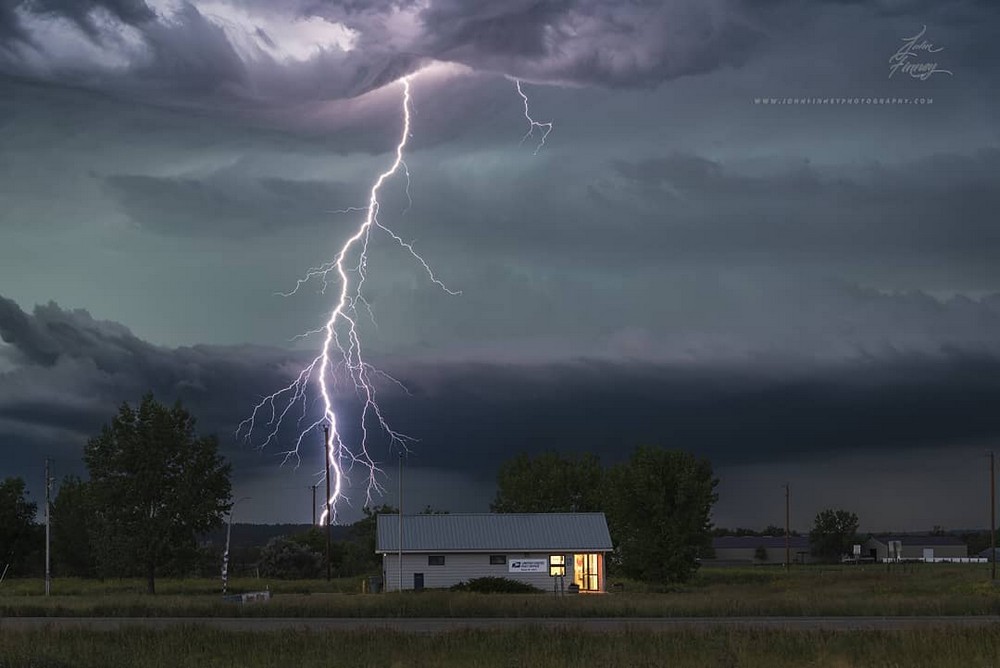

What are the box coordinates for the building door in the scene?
[573,554,601,592]
[413,573,424,591]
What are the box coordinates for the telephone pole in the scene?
[44,458,52,596]
[991,451,996,582]
[324,425,332,582]
[784,483,790,570]
[311,481,322,526]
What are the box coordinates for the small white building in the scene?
[376,513,613,592]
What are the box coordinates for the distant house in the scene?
[864,535,968,562]
[376,513,613,592]
[708,536,815,565]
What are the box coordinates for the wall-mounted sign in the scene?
[509,559,547,573]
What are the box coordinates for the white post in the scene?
[222,497,249,595]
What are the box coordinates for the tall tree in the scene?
[84,394,232,593]
[0,477,39,576]
[50,476,97,577]
[604,447,718,584]
[491,452,604,513]
[809,509,860,561]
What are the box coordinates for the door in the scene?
[413,573,424,591]
[573,554,601,592]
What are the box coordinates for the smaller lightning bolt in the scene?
[515,79,553,155]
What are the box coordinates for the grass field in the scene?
[2,565,999,618]
[2,626,1000,668]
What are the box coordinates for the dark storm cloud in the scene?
[4,293,1000,492]
[384,351,1000,477]
[0,0,153,42]
[26,0,154,35]
[417,0,761,87]
[104,171,360,237]
[589,148,1000,266]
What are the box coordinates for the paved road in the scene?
[3,616,999,632]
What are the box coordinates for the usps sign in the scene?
[508,559,547,573]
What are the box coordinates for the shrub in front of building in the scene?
[449,577,544,594]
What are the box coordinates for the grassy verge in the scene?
[2,626,1000,668]
[2,565,998,618]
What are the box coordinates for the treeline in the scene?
[491,447,718,583]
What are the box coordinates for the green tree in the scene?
[491,452,604,513]
[809,509,859,561]
[84,394,232,593]
[258,536,323,579]
[0,477,39,576]
[604,447,718,584]
[50,476,97,577]
[351,505,397,560]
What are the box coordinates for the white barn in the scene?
[376,513,614,593]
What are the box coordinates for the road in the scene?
[3,616,999,632]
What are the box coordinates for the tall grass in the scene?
[2,626,1000,668]
[3,565,999,618]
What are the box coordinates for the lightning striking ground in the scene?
[238,75,457,524]
[241,73,553,525]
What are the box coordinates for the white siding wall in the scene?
[381,552,572,592]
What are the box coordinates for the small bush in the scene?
[449,577,543,594]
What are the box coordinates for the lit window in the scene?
[489,555,506,565]
[428,555,445,566]
[549,554,565,577]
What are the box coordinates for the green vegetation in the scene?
[810,508,861,561]
[84,395,232,594]
[449,577,543,593]
[3,565,999,618]
[491,446,718,583]
[2,626,1000,668]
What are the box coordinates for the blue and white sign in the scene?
[508,559,547,573]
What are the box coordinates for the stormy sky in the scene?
[1,0,998,531]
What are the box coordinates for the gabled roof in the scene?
[712,535,810,550]
[376,513,613,553]
[867,534,966,547]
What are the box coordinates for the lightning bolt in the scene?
[241,72,554,526]
[515,79,553,155]
[238,74,457,525]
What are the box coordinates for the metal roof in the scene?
[868,534,966,547]
[376,513,613,553]
[712,536,810,550]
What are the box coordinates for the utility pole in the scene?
[311,481,321,526]
[991,451,996,582]
[784,483,790,570]
[44,458,52,596]
[324,425,332,582]
[398,449,403,593]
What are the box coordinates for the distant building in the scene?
[864,535,968,561]
[978,547,1000,562]
[708,536,815,565]
[376,513,613,592]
